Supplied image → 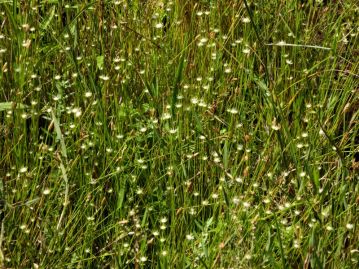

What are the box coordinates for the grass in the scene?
[0,0,358,268]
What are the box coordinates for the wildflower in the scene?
[140,256,147,262]
[72,108,82,118]
[186,234,194,240]
[296,143,304,149]
[43,189,51,195]
[161,113,171,120]
[22,39,31,48]
[198,100,207,107]
[152,231,159,236]
[271,118,281,130]
[202,200,209,206]
[227,108,238,114]
[136,188,143,195]
[99,75,110,81]
[242,17,251,23]
[85,92,92,98]
[242,48,251,54]
[244,254,252,260]
[191,98,199,105]
[199,37,208,44]
[19,167,28,173]
[155,23,163,29]
[243,202,250,208]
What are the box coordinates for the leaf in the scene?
[223,140,229,170]
[222,186,230,207]
[25,197,40,206]
[40,6,56,31]
[51,110,68,160]
[171,54,185,117]
[141,207,149,227]
[117,181,126,210]
[96,55,104,70]
[0,102,27,111]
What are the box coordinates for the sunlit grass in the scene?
[0,0,358,268]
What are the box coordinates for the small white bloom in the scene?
[99,75,110,81]
[19,167,28,173]
[242,48,251,54]
[161,113,171,120]
[200,37,208,43]
[85,92,92,98]
[43,189,51,195]
[72,108,82,118]
[191,98,199,105]
[155,23,163,29]
[227,108,238,114]
[296,143,304,149]
[243,202,250,208]
[202,200,209,206]
[152,231,159,236]
[186,234,194,240]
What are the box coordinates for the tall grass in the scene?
[0,0,358,268]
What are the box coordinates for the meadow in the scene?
[0,0,358,268]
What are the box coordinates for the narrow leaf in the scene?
[0,102,27,111]
[171,54,185,117]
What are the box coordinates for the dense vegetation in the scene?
[0,0,358,268]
